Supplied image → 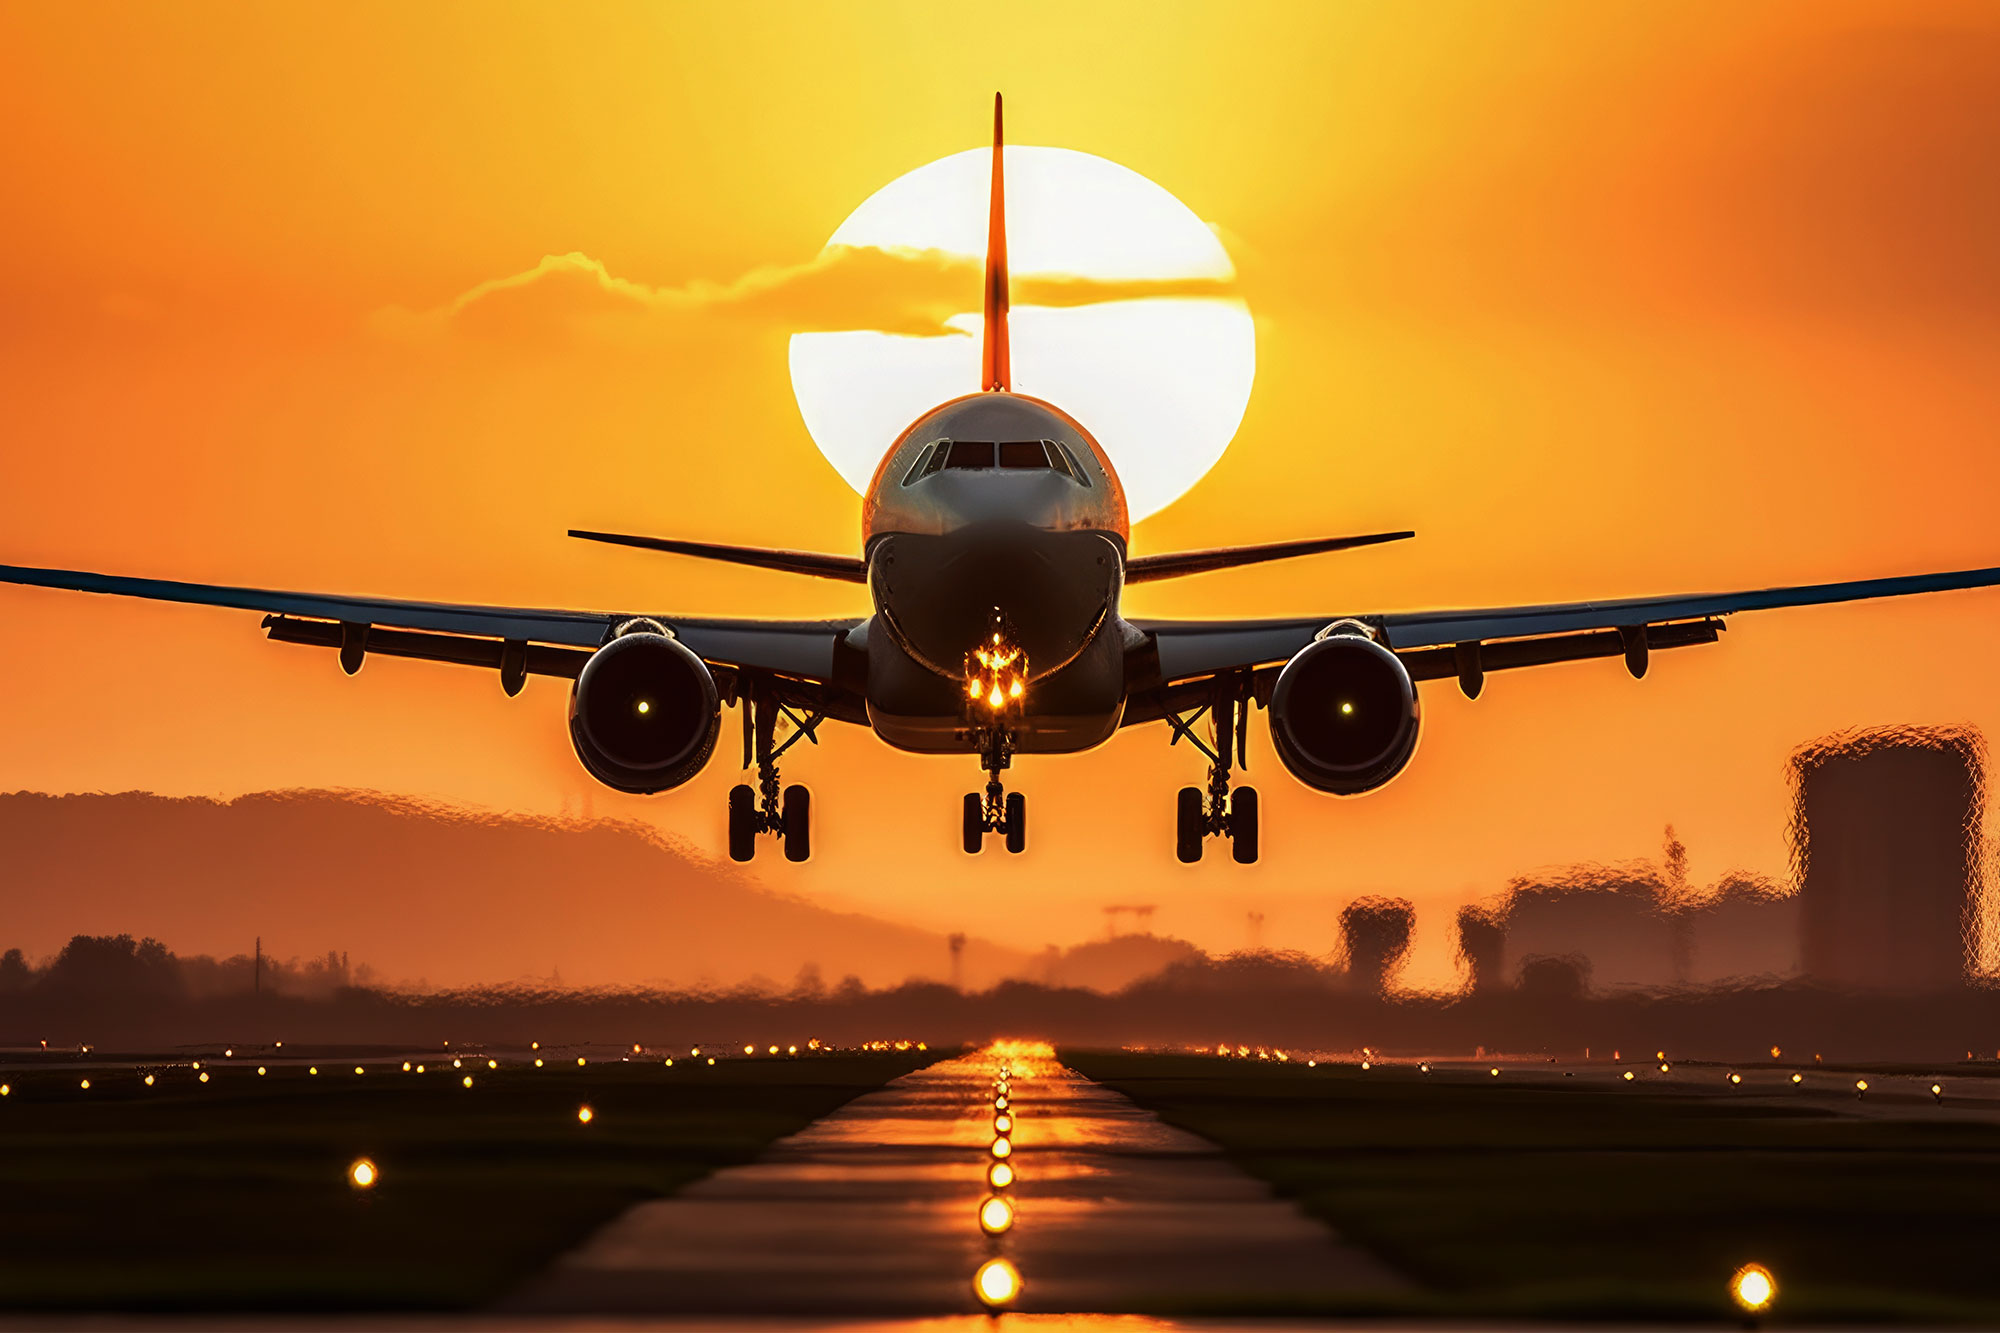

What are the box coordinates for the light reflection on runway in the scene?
[509,1044,1403,1317]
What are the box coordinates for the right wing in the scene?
[1129,562,2000,706]
[0,562,863,702]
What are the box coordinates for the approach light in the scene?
[1419,1063,1429,1073]
[1855,1079,1868,1095]
[197,1072,208,1083]
[416,1064,426,1073]
[1932,1082,1944,1101]
[354,1066,364,1076]
[1622,1071,1635,1082]
[143,1074,154,1087]
[978,1194,1015,1235]
[633,1044,641,1054]
[990,1136,1012,1159]
[192,1062,201,1070]
[664,1058,673,1067]
[1790,1073,1803,1085]
[1659,1063,1671,1073]
[453,1058,462,1068]
[974,1258,1021,1309]
[1,1084,9,1096]
[769,1045,778,1055]
[994,1113,1013,1134]
[462,1076,474,1088]
[1730,1262,1776,1314]
[706,1058,715,1066]
[1361,1060,1371,1071]
[788,1045,797,1055]
[577,1057,587,1067]
[1728,1073,1742,1085]
[80,1078,91,1090]
[310,1066,319,1075]
[349,1158,378,1190]
[225,1048,233,1058]
[987,1160,1014,1190]
[402,1062,412,1072]
[487,1059,497,1069]
[531,1042,539,1051]
[1489,1068,1499,1077]
[577,1105,594,1124]
[535,1059,544,1067]
[745,1045,755,1055]
[1770,1046,1782,1059]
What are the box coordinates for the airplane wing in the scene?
[0,562,863,698]
[1129,562,2000,704]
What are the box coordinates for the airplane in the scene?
[7,93,2000,867]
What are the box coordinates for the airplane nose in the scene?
[871,525,1118,681]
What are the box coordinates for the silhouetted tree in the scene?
[0,948,31,992]
[40,934,181,1000]
[1518,953,1591,1002]
[1339,896,1415,995]
[1456,905,1507,993]
[1663,825,1689,900]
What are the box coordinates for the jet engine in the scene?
[1269,623,1421,795]
[568,623,720,794]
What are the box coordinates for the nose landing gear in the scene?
[1168,678,1259,864]
[727,680,822,863]
[962,726,1026,854]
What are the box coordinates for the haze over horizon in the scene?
[3,3,1997,989]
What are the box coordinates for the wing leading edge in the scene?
[1136,562,2000,688]
[0,562,861,688]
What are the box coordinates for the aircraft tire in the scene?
[962,793,984,854]
[728,784,756,862]
[1230,786,1260,864]
[1005,792,1026,854]
[1176,787,1204,863]
[782,785,811,862]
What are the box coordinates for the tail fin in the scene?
[981,92,1010,392]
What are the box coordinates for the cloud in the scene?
[372,245,1239,343]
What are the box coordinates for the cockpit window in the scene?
[904,437,1091,485]
[945,440,996,469]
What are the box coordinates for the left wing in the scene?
[0,562,862,699]
[1131,562,2000,700]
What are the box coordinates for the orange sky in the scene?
[2,2,1997,988]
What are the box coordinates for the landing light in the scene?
[636,700,651,715]
[973,1258,1021,1308]
[1730,1262,1776,1313]
[978,1195,1015,1235]
[1339,702,1354,716]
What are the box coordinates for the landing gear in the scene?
[727,679,823,862]
[1167,675,1260,864]
[960,607,1029,855]
[962,725,1027,854]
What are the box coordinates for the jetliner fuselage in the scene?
[859,390,1132,754]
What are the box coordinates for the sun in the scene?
[789,146,1254,523]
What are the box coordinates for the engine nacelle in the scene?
[568,626,720,794]
[1270,625,1421,795]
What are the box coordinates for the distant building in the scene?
[1499,863,1681,991]
[1791,726,1983,990]
[1674,872,1800,986]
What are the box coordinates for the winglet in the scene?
[981,92,1011,393]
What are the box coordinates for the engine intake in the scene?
[568,629,720,794]
[1270,627,1421,795]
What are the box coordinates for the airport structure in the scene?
[1791,725,1984,990]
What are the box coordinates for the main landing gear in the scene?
[728,680,823,863]
[1167,677,1259,864]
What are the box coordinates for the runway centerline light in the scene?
[977,1194,1015,1235]
[990,1136,1012,1159]
[1730,1262,1776,1314]
[987,1160,1015,1190]
[349,1158,378,1190]
[198,1072,209,1083]
[577,1105,594,1124]
[973,1258,1021,1309]
[994,1113,1013,1134]
[1791,1073,1803,1084]
[1622,1071,1635,1082]
[462,1075,474,1088]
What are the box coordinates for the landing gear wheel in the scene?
[1176,787,1205,863]
[963,792,985,854]
[728,784,756,862]
[1005,792,1026,854]
[1229,786,1260,864]
[782,785,811,862]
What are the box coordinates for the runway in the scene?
[509,1045,1407,1317]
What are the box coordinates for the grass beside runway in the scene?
[0,1050,931,1311]
[1066,1050,2000,1322]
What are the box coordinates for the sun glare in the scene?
[791,145,1254,521]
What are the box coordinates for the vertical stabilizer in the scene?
[981,93,1011,392]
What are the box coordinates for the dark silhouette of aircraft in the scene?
[7,96,2000,865]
